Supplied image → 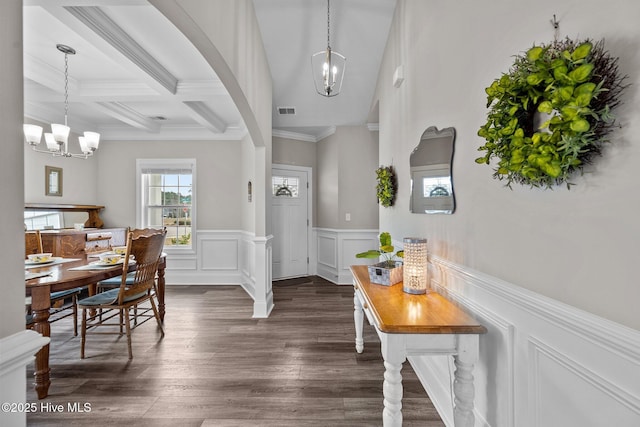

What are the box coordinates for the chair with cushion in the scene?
[96,228,165,291]
[95,228,165,324]
[78,229,166,359]
[25,230,83,335]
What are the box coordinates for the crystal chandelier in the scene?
[311,0,346,97]
[23,44,100,159]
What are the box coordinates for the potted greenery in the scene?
[356,232,404,286]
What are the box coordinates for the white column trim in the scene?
[0,330,49,378]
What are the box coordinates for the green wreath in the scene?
[476,38,627,188]
[376,166,397,207]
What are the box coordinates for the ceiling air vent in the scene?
[277,107,296,115]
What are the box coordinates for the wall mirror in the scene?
[409,126,456,214]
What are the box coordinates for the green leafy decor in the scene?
[376,166,397,207]
[476,38,627,188]
[356,232,404,268]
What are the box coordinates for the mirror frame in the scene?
[45,165,63,197]
[409,126,456,214]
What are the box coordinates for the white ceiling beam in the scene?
[183,101,227,134]
[33,3,177,96]
[64,6,178,94]
[94,102,161,133]
[24,78,230,103]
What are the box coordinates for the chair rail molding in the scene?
[411,254,640,427]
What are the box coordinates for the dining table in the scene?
[25,253,166,399]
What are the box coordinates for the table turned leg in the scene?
[453,335,480,427]
[30,285,52,399]
[381,335,406,427]
[353,290,364,353]
[157,259,166,321]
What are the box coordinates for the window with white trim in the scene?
[137,159,195,251]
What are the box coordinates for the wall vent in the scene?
[277,107,296,115]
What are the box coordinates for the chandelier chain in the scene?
[326,0,330,48]
[64,52,69,127]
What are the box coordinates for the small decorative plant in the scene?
[376,166,397,207]
[356,232,404,268]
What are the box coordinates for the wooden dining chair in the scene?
[25,230,43,256]
[95,228,166,326]
[25,230,83,335]
[78,229,166,359]
[96,227,166,292]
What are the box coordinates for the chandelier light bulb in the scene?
[23,124,43,146]
[44,133,59,152]
[22,44,100,159]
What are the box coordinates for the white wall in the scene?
[95,139,242,230]
[0,3,46,427]
[1,0,25,338]
[376,0,640,331]
[373,0,640,425]
[338,127,379,229]
[316,126,380,229]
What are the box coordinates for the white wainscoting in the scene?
[161,230,272,318]
[314,228,379,284]
[408,255,640,427]
[164,230,244,285]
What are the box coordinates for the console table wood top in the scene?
[351,264,486,334]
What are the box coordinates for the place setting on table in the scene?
[68,247,136,271]
[24,252,82,280]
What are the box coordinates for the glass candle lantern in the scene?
[402,237,428,294]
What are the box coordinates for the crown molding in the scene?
[316,126,336,141]
[272,129,317,142]
[98,124,247,141]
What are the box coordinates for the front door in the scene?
[271,166,309,279]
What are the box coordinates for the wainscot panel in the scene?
[409,255,640,427]
[164,230,243,285]
[314,228,379,284]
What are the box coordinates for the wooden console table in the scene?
[351,265,487,427]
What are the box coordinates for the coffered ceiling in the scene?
[23,0,396,143]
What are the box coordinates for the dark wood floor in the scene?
[27,276,444,426]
